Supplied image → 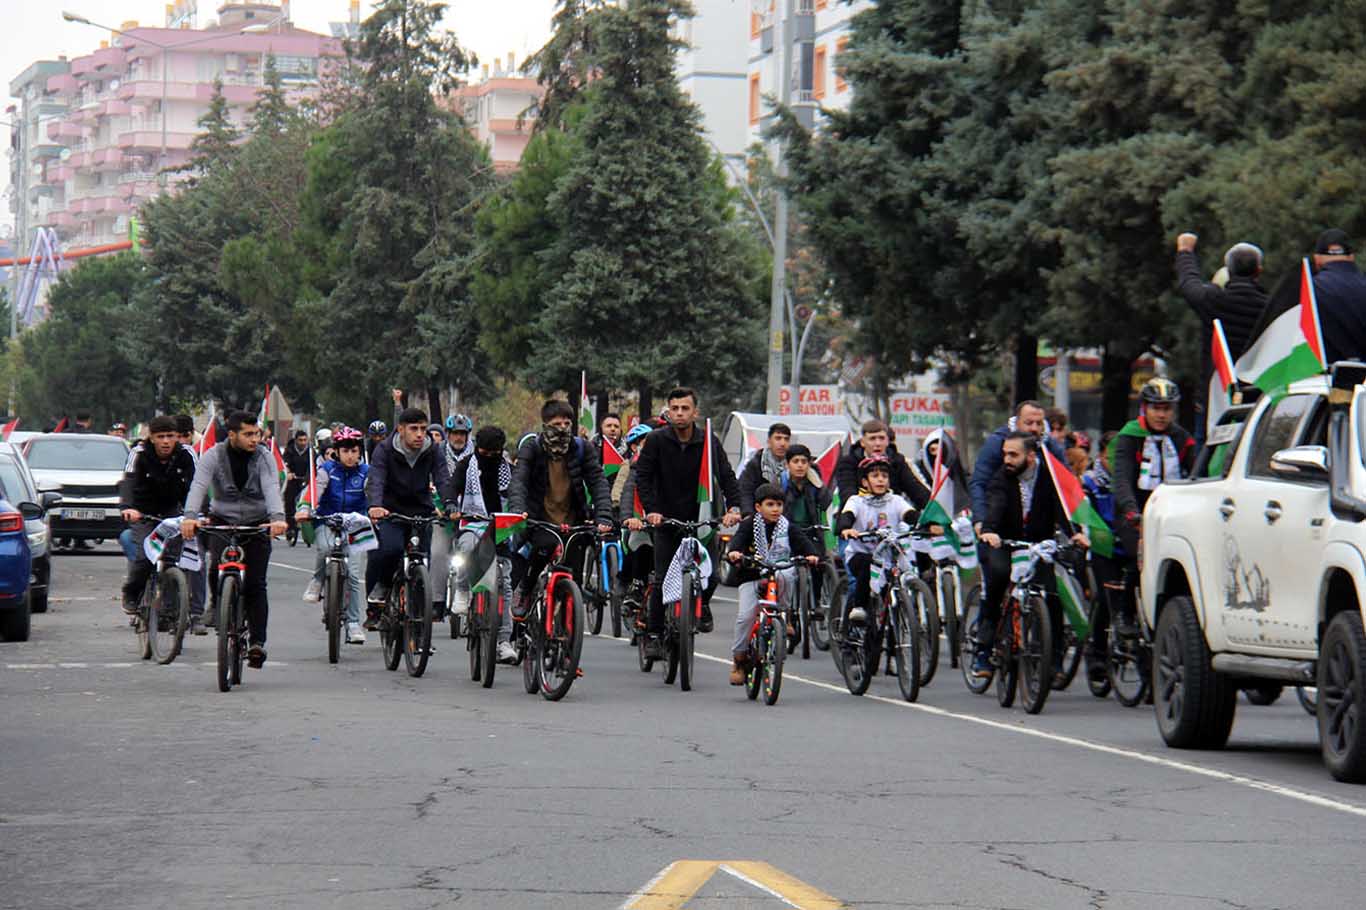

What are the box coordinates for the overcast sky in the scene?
[3,1,556,234]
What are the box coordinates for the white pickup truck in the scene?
[1141,363,1366,782]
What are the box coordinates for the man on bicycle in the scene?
[181,411,287,669]
[507,400,613,615]
[297,426,370,644]
[976,432,1088,681]
[119,416,197,620]
[633,387,742,653]
[363,408,450,619]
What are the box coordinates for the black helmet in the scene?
[1140,377,1180,404]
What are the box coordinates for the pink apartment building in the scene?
[447,54,542,173]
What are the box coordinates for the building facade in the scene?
[7,1,339,251]
[448,54,541,173]
[675,0,751,167]
[7,60,73,258]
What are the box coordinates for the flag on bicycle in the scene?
[257,383,272,427]
[1056,564,1090,637]
[578,371,594,438]
[142,517,202,571]
[196,404,218,455]
[342,513,379,553]
[601,437,624,478]
[696,418,715,545]
[661,536,713,605]
[467,520,500,595]
[1042,446,1114,557]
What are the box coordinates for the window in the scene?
[1246,394,1315,478]
[749,74,761,124]
[813,44,827,99]
[24,438,129,471]
[0,457,36,505]
[835,37,850,92]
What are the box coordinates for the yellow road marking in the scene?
[623,860,844,909]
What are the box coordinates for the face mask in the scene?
[541,424,573,459]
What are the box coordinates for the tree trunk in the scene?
[1013,333,1039,404]
[595,390,611,429]
[951,380,976,465]
[1101,343,1136,430]
[426,384,443,428]
[637,383,653,426]
[365,393,379,428]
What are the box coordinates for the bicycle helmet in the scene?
[625,424,651,444]
[367,420,387,436]
[1139,377,1180,405]
[445,413,473,432]
[315,427,333,445]
[333,425,363,445]
[858,454,892,479]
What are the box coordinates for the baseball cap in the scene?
[1315,229,1354,256]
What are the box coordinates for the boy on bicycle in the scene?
[726,483,819,685]
[836,456,918,627]
[296,426,370,644]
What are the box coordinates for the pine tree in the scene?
[185,79,240,178]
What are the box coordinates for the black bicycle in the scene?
[377,514,439,678]
[791,525,837,658]
[131,517,191,666]
[196,524,273,693]
[313,514,356,665]
[829,527,923,701]
[651,518,720,693]
[517,520,591,701]
[449,515,501,688]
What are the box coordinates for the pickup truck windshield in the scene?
[25,438,129,471]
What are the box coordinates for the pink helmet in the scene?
[333,425,363,445]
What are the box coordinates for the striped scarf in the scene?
[459,453,511,517]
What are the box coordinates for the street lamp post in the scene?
[764,0,795,415]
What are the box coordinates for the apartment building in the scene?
[7,60,73,257]
[8,1,339,250]
[675,0,751,167]
[746,0,871,144]
[448,54,541,173]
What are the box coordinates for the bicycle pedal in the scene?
[575,668,584,678]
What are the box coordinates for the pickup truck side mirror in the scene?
[18,501,44,521]
[39,491,62,510]
[1270,445,1329,481]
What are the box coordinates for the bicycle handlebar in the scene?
[656,518,722,532]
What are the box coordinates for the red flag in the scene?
[53,417,68,433]
[1,418,18,440]
[196,418,218,455]
[602,438,625,477]
[1042,445,1115,558]
[813,441,840,488]
[269,437,287,489]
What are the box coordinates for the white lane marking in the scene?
[6,663,55,669]
[270,562,314,574]
[618,860,675,910]
[718,864,800,908]
[5,661,290,670]
[684,646,1366,820]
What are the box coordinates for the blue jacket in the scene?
[317,460,369,517]
[969,424,1067,520]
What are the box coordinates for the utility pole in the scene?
[764,0,794,415]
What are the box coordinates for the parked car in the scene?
[21,434,130,550]
[0,442,59,612]
[0,495,36,641]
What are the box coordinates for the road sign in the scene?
[624,860,843,909]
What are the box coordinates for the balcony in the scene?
[91,148,126,171]
[50,211,76,231]
[118,81,202,104]
[46,74,80,95]
[100,100,132,118]
[118,131,194,152]
[46,119,83,141]
[28,183,53,200]
[32,139,64,159]
[66,150,90,168]
[49,164,75,183]
[71,47,127,80]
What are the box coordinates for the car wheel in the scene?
[0,592,32,642]
[1153,595,1236,750]
[29,587,47,614]
[1318,611,1366,783]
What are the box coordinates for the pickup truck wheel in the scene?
[1154,596,1236,749]
[1318,611,1366,783]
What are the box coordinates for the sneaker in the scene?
[729,655,749,686]
[497,640,518,663]
[302,579,322,603]
[367,584,389,605]
[643,635,665,659]
[191,617,208,636]
[698,604,714,633]
[364,606,380,631]
[247,644,267,669]
[450,588,470,617]
[847,605,868,624]
[121,596,139,617]
[972,651,993,679]
[346,623,366,645]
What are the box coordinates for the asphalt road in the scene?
[3,543,1365,910]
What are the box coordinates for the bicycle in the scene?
[828,527,923,701]
[580,528,624,638]
[312,513,368,665]
[517,520,591,701]
[790,525,837,659]
[1093,573,1152,708]
[991,538,1081,715]
[376,514,439,679]
[130,517,191,666]
[736,555,808,705]
[650,518,720,693]
[626,574,657,672]
[196,524,273,693]
[448,515,502,689]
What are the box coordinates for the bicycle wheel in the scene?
[841,624,874,696]
[1056,624,1083,691]
[136,582,154,661]
[325,561,343,665]
[996,604,1018,708]
[468,590,485,682]
[382,583,403,672]
[679,575,696,692]
[1018,595,1053,715]
[481,590,499,689]
[763,615,786,705]
[906,577,937,686]
[1109,632,1150,708]
[891,594,921,703]
[229,583,245,686]
[1085,599,1112,699]
[960,590,992,694]
[216,574,238,692]
[940,569,961,669]
[538,576,585,701]
[637,629,655,672]
[811,562,835,652]
[745,637,763,700]
[157,567,189,666]
[607,547,623,638]
[797,570,812,660]
[522,615,540,694]
[402,565,432,678]
[583,546,604,636]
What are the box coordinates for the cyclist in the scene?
[836,456,918,627]
[315,427,335,467]
[118,416,197,620]
[975,431,1089,681]
[633,387,742,653]
[444,414,474,469]
[1082,429,1124,683]
[442,425,518,663]
[363,408,450,618]
[780,444,833,602]
[1108,377,1194,635]
[507,400,614,615]
[365,420,387,464]
[726,483,820,684]
[296,426,370,644]
[593,413,624,464]
[181,411,288,669]
[738,422,791,513]
[282,429,312,545]
[612,422,652,517]
[173,414,208,631]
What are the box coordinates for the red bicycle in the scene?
[737,555,809,706]
[519,520,592,701]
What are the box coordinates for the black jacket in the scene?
[508,436,613,526]
[119,444,197,517]
[1111,423,1196,519]
[283,442,312,481]
[441,452,509,517]
[365,434,450,517]
[835,442,918,506]
[738,450,785,513]
[982,459,1065,543]
[634,423,741,521]
[726,515,819,585]
[1313,261,1366,364]
[1175,250,1267,386]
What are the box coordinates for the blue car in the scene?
[0,496,35,642]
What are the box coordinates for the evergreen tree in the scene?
[185,79,240,179]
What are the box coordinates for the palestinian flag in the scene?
[1207,318,1239,429]
[257,383,272,429]
[1056,563,1090,637]
[602,437,625,478]
[697,417,715,545]
[269,437,287,489]
[578,371,594,438]
[1,418,18,440]
[467,513,526,594]
[1042,446,1114,558]
[813,441,842,549]
[298,455,319,547]
[917,441,953,529]
[196,414,218,455]
[1236,258,1326,396]
[491,512,526,544]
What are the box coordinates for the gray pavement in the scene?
[2,542,1365,909]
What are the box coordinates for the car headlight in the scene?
[28,528,47,548]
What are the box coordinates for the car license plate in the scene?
[61,509,107,521]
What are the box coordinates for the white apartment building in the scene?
[675,0,751,167]
[7,60,73,257]
[448,54,541,173]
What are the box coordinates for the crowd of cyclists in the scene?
[113,377,1193,697]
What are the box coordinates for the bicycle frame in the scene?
[525,521,597,636]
